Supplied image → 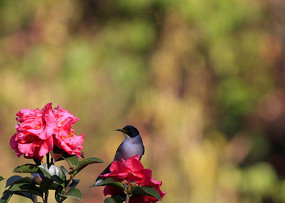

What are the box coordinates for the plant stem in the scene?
[43,192,48,203]
[60,175,73,203]
[47,153,50,166]
[32,194,37,203]
[42,154,49,203]
[125,194,130,203]
[63,177,73,195]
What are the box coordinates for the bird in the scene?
[96,125,145,182]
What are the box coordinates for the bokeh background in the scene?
[0,0,285,202]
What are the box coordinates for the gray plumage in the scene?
[114,132,144,161]
[96,125,144,182]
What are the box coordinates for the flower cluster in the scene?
[10,103,84,160]
[100,155,165,202]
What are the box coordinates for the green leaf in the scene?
[39,177,54,193]
[13,164,39,173]
[0,177,4,182]
[60,188,82,201]
[60,166,69,175]
[9,182,43,197]
[55,185,65,203]
[0,190,13,203]
[131,186,161,201]
[104,197,116,203]
[69,179,80,188]
[64,155,78,169]
[38,164,66,184]
[5,176,22,187]
[104,195,124,203]
[91,178,124,191]
[49,182,60,190]
[69,157,104,176]
[6,176,32,188]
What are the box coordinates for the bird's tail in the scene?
[96,163,112,182]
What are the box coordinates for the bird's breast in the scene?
[120,141,144,160]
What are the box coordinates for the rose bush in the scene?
[10,103,84,160]
[100,155,165,202]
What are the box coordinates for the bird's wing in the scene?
[114,142,125,161]
[139,144,145,160]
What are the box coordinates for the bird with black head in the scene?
[96,125,144,182]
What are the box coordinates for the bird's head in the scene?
[115,125,139,138]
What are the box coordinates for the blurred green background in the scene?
[1,0,285,202]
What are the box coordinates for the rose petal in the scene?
[10,134,22,157]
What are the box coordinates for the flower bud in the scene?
[31,173,44,185]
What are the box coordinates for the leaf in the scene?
[60,166,69,176]
[104,197,116,203]
[13,164,39,173]
[9,182,43,197]
[131,186,161,201]
[0,177,4,182]
[104,195,124,203]
[69,157,104,176]
[3,176,37,201]
[64,155,78,169]
[69,179,80,188]
[39,177,54,193]
[49,182,60,190]
[60,188,82,201]
[5,176,33,188]
[0,190,13,203]
[55,185,65,203]
[91,178,124,191]
[5,176,22,187]
[38,164,66,185]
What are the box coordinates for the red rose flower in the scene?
[10,103,84,160]
[100,155,165,203]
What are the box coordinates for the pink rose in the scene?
[101,155,165,203]
[52,106,84,158]
[10,103,84,160]
[10,103,56,160]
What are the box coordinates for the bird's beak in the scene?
[115,128,128,137]
[115,129,124,133]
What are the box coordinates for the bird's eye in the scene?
[125,128,130,134]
